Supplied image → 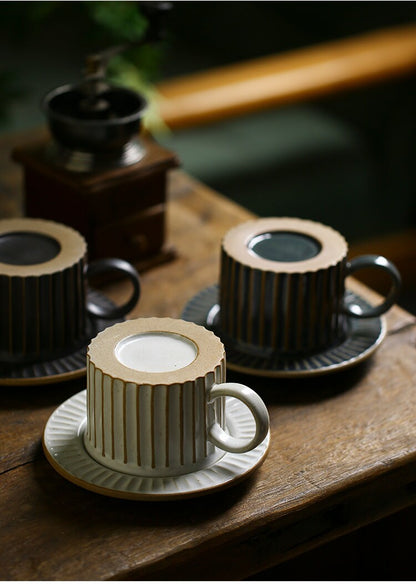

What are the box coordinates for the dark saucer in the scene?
[0,289,123,386]
[181,285,386,378]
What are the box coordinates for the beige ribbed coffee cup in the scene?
[85,317,270,477]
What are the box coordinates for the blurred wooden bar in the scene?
[157,23,416,129]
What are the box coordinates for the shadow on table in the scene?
[228,358,372,407]
[32,437,257,523]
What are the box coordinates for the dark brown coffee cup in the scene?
[0,218,140,364]
[219,217,401,357]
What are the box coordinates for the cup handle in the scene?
[207,382,269,453]
[344,254,401,318]
[85,258,141,319]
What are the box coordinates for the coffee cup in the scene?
[0,218,140,364]
[219,217,401,356]
[84,317,270,477]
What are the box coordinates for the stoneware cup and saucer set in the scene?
[43,317,271,500]
[182,217,401,377]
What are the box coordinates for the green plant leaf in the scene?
[86,1,148,43]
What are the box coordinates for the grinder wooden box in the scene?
[12,134,179,269]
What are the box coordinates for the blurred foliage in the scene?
[0,1,167,128]
[85,1,149,44]
[0,71,24,125]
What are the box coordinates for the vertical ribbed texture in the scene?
[0,256,87,361]
[220,247,347,355]
[85,357,227,477]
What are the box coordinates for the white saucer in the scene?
[43,390,270,500]
[181,285,386,378]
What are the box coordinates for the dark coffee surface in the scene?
[0,232,61,265]
[249,231,321,262]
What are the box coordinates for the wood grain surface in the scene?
[1,129,416,580]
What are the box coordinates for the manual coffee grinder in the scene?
[12,39,179,269]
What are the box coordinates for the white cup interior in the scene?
[115,331,198,373]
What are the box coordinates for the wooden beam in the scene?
[156,24,416,130]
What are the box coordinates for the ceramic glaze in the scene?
[85,317,270,477]
[0,218,140,365]
[115,332,198,372]
[182,285,387,378]
[248,231,321,262]
[0,218,88,363]
[221,217,348,356]
[43,389,271,500]
[0,231,61,265]
[220,217,401,357]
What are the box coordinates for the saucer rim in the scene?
[43,389,270,500]
[182,285,386,378]
[0,290,123,386]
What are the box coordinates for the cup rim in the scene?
[87,317,225,386]
[0,218,86,276]
[222,217,348,273]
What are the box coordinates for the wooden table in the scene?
[1,129,416,580]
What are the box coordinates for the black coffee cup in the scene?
[220,217,401,356]
[0,218,140,364]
